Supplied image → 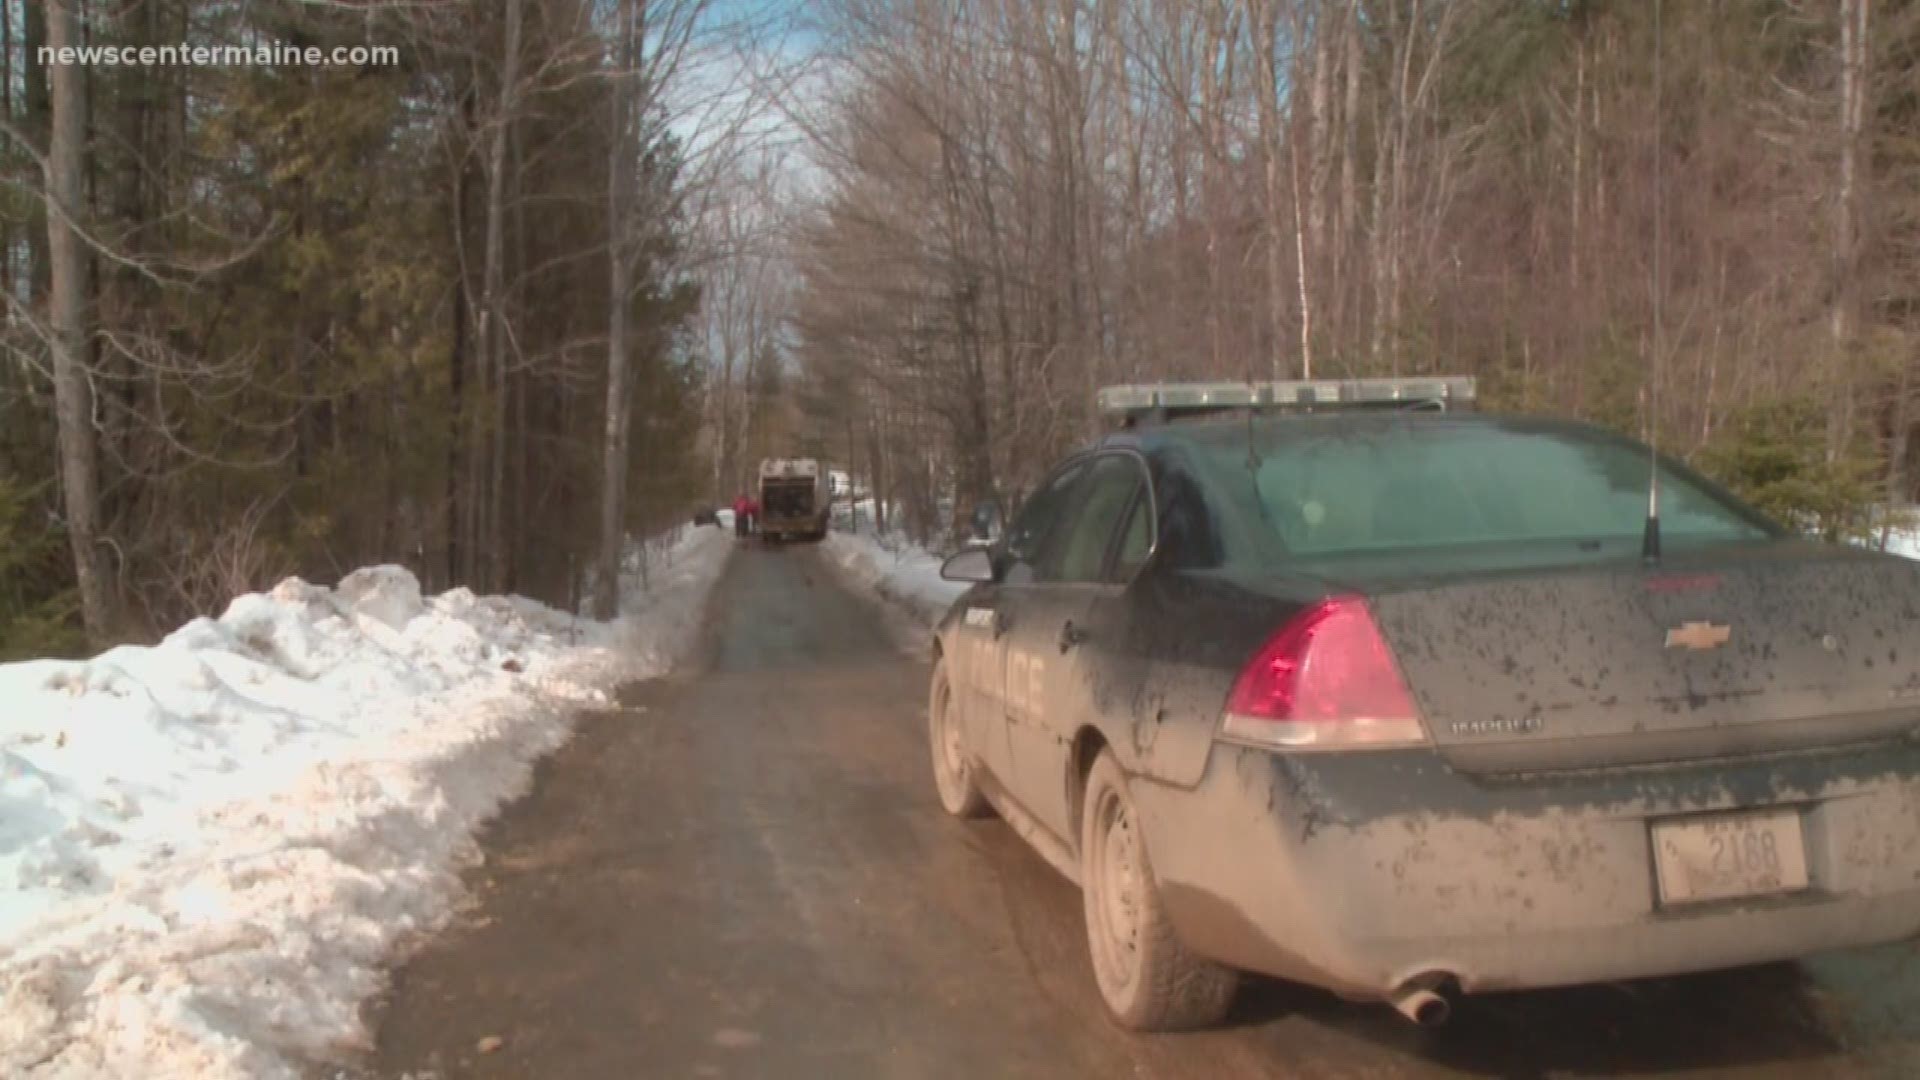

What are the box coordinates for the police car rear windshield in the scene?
[1188,418,1776,558]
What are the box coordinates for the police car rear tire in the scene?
[1081,750,1237,1030]
[929,660,989,818]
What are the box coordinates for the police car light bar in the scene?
[1095,377,1475,422]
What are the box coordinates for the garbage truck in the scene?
[757,458,830,542]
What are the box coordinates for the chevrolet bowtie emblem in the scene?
[1665,621,1731,651]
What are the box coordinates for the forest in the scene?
[786,0,1916,547]
[4,0,1918,654]
[0,0,751,654]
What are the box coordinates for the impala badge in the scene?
[1665,621,1731,651]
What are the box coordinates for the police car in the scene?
[927,377,1920,1030]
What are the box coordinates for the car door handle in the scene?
[1059,620,1090,652]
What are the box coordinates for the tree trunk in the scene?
[508,121,529,592]
[1570,38,1585,291]
[867,413,887,534]
[1305,0,1331,336]
[1254,1,1291,380]
[1886,355,1912,548]
[1291,129,1315,380]
[710,344,732,502]
[1828,0,1869,460]
[1386,0,1419,376]
[595,0,637,620]
[24,0,50,303]
[1368,97,1391,366]
[1336,0,1361,346]
[1,1,9,303]
[47,0,113,644]
[446,147,471,590]
[481,0,522,593]
[1199,5,1236,377]
[1,2,9,126]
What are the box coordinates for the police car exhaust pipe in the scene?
[1389,986,1451,1028]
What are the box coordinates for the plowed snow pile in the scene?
[0,526,729,1078]
[822,519,965,628]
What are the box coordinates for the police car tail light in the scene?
[1220,596,1429,751]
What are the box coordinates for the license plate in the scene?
[1651,808,1809,906]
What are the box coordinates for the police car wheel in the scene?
[1081,750,1236,1030]
[928,660,989,818]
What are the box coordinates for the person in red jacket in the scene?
[732,493,751,537]
[743,495,761,536]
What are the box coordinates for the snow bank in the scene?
[0,526,730,1079]
[1884,530,1920,561]
[822,525,966,629]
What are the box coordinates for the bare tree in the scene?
[46,0,113,644]
[1829,0,1871,457]
[596,0,723,618]
[482,0,526,594]
[596,0,640,619]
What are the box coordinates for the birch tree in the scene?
[595,0,717,618]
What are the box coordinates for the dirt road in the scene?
[363,542,1920,1079]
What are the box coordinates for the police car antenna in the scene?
[1642,0,1665,566]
